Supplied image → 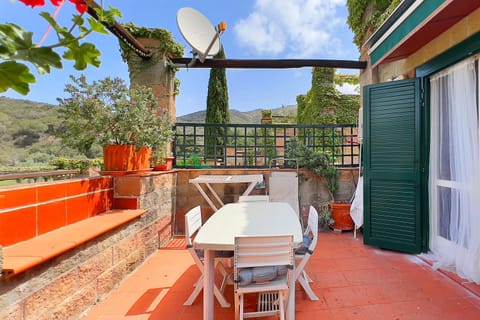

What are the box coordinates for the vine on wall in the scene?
[118,23,184,94]
[297,68,360,126]
[347,0,402,48]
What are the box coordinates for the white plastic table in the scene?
[193,202,303,320]
[189,174,264,211]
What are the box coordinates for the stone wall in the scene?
[0,172,176,320]
[113,171,177,246]
[0,214,159,320]
[175,168,359,234]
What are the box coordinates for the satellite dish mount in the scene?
[176,7,226,67]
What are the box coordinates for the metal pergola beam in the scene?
[170,58,367,69]
[87,1,366,70]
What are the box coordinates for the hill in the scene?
[0,96,297,167]
[177,104,297,123]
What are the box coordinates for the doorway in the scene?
[428,56,480,282]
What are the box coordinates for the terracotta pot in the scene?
[103,145,152,172]
[153,156,174,171]
[329,202,354,231]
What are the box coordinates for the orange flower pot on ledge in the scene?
[103,145,152,173]
[153,156,174,171]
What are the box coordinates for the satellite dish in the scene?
[177,7,226,65]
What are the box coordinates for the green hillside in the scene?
[0,97,81,167]
[0,96,297,167]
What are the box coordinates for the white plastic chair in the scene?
[294,206,319,300]
[183,206,231,307]
[268,158,302,229]
[238,195,270,202]
[234,235,294,320]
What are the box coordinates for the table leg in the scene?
[243,180,260,195]
[287,269,295,320]
[205,183,224,207]
[193,182,219,212]
[204,249,215,320]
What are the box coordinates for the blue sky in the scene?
[2,0,360,116]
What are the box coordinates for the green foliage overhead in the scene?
[0,5,121,95]
[119,23,184,63]
[205,45,230,158]
[347,0,402,48]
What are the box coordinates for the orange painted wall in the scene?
[0,176,113,246]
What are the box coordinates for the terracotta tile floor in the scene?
[82,231,480,320]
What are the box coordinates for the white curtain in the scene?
[429,57,480,283]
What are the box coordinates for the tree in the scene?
[205,45,230,159]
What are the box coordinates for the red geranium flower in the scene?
[69,0,87,14]
[19,0,45,7]
[50,0,64,6]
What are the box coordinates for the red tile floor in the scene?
[82,231,480,320]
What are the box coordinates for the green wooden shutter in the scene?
[363,78,423,253]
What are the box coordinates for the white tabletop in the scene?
[189,174,264,184]
[194,202,303,250]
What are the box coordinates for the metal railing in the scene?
[174,123,359,168]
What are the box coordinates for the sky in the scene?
[2,0,360,116]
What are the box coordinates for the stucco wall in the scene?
[361,7,480,87]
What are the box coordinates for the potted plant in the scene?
[56,75,174,174]
[286,139,354,231]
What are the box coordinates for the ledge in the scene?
[1,209,146,279]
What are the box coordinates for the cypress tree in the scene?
[205,45,230,159]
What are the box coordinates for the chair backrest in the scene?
[185,206,202,247]
[238,195,270,203]
[234,235,294,271]
[305,206,319,252]
[294,206,318,281]
[268,171,299,216]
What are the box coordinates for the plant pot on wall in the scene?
[103,145,152,173]
[329,202,354,231]
[153,156,174,171]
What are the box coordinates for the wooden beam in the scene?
[170,58,367,69]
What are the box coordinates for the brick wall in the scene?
[175,168,359,234]
[0,171,176,320]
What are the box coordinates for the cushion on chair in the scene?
[295,234,312,255]
[237,265,288,286]
[195,248,233,258]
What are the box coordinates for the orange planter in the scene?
[329,203,354,231]
[153,156,174,171]
[103,145,152,172]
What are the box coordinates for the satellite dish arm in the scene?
[198,21,226,63]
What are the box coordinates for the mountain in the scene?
[0,96,297,166]
[177,104,297,123]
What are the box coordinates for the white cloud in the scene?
[234,0,347,58]
[336,83,359,95]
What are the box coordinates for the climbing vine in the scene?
[297,68,359,126]
[347,0,402,48]
[118,23,184,94]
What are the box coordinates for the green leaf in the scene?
[0,61,35,95]
[0,23,62,74]
[0,23,34,54]
[63,43,101,70]
[88,17,109,35]
[13,46,62,75]
[40,12,68,35]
